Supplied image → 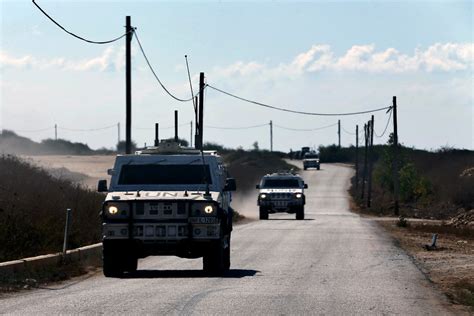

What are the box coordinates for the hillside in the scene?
[0,130,112,155]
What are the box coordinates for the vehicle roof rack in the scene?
[134,141,217,156]
[267,169,299,176]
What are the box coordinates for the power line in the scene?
[375,108,393,138]
[32,0,130,44]
[341,125,360,135]
[207,84,392,116]
[134,30,194,103]
[58,124,117,132]
[206,123,269,130]
[135,122,189,130]
[274,122,338,131]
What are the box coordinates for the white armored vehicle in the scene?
[256,172,307,220]
[97,142,236,277]
[303,152,320,170]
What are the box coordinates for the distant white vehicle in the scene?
[97,142,236,277]
[256,172,307,220]
[303,152,320,170]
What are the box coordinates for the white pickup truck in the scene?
[98,143,236,277]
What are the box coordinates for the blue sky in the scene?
[1,0,473,151]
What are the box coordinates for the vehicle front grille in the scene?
[269,193,293,200]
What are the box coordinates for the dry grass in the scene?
[0,155,104,262]
[379,220,474,310]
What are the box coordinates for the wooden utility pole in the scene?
[355,124,359,192]
[154,123,159,146]
[125,16,132,154]
[338,120,341,148]
[392,96,400,215]
[361,123,368,200]
[367,115,374,208]
[194,96,198,146]
[55,124,57,141]
[117,122,120,146]
[190,121,193,148]
[174,110,178,142]
[195,72,205,150]
[270,120,273,152]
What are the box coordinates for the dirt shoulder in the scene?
[369,216,474,312]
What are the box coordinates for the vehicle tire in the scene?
[224,234,231,270]
[296,206,305,220]
[304,166,307,170]
[125,256,138,273]
[259,206,269,220]
[317,165,320,170]
[203,235,228,275]
[103,244,124,277]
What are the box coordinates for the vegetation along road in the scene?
[0,163,453,314]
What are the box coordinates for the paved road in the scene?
[1,163,452,315]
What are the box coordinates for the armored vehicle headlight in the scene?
[107,205,119,215]
[260,194,267,199]
[295,193,303,199]
[204,205,215,214]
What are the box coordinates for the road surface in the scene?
[0,163,452,314]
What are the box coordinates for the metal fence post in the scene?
[62,208,72,260]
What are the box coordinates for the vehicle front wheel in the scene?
[203,234,230,275]
[103,244,125,277]
[259,206,269,220]
[296,206,305,220]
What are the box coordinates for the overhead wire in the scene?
[134,30,194,103]
[134,122,189,130]
[374,108,393,138]
[274,122,338,131]
[185,55,196,111]
[341,125,357,135]
[205,123,269,130]
[32,0,130,44]
[207,84,392,116]
[57,124,117,132]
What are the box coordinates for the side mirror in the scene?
[107,169,115,176]
[98,179,108,192]
[256,184,260,189]
[304,184,308,189]
[224,178,237,191]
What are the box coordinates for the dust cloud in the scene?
[232,190,259,219]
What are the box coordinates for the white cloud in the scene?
[0,46,126,72]
[208,42,473,81]
[2,42,471,77]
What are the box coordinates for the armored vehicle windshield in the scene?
[118,164,212,185]
[262,178,301,188]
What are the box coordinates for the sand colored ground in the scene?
[23,155,115,189]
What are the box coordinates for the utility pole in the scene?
[125,16,132,154]
[117,122,120,147]
[355,124,359,192]
[361,123,368,200]
[367,115,374,208]
[392,96,400,215]
[270,120,273,152]
[174,110,179,142]
[190,121,193,148]
[154,123,159,146]
[338,120,341,148]
[55,124,57,141]
[194,96,198,146]
[195,72,205,150]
